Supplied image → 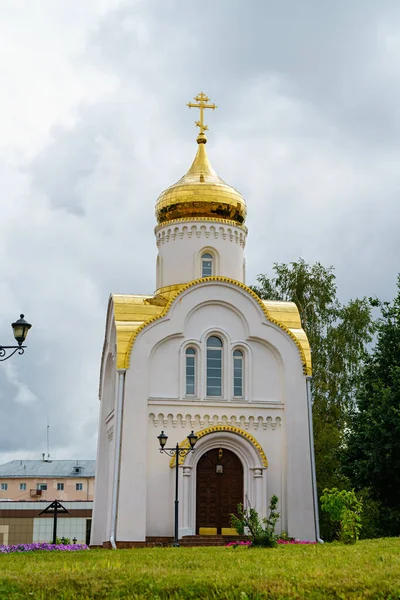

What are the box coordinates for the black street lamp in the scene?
[0,314,32,362]
[157,430,198,547]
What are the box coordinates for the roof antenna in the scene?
[46,425,50,461]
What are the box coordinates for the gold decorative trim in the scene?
[123,277,311,375]
[154,217,248,234]
[169,425,268,467]
[154,283,185,296]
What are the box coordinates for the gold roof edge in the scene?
[154,217,248,235]
[119,278,312,375]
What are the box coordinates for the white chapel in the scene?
[91,93,318,547]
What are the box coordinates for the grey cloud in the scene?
[29,124,98,214]
[1,0,399,464]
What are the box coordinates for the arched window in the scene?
[206,336,223,397]
[233,349,244,397]
[201,253,213,277]
[185,348,196,396]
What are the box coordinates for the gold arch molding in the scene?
[123,276,312,375]
[169,425,268,468]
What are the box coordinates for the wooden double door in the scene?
[196,448,243,534]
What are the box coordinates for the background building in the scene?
[0,501,92,546]
[0,460,95,501]
[0,460,95,546]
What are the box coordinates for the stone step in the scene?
[181,536,244,540]
[180,534,245,547]
[182,536,224,540]
[180,541,226,546]
[180,543,226,547]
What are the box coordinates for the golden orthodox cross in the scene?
[187,92,217,136]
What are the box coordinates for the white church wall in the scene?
[185,300,247,339]
[91,413,109,545]
[146,426,175,537]
[156,221,246,289]
[102,281,315,543]
[283,358,315,541]
[105,410,116,540]
[250,339,283,403]
[149,336,182,399]
[116,349,149,542]
[91,319,118,546]
[261,415,286,532]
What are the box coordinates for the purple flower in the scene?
[225,540,252,548]
[0,542,89,553]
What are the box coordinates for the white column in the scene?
[251,467,265,518]
[180,465,194,537]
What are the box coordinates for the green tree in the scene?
[230,495,280,548]
[343,276,400,536]
[252,259,374,538]
[320,487,363,544]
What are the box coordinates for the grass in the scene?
[0,538,399,599]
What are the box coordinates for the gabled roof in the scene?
[112,294,164,370]
[100,279,312,386]
[0,460,95,478]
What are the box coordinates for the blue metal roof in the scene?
[0,460,96,478]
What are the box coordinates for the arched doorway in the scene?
[196,448,243,534]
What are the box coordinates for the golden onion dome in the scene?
[155,94,247,227]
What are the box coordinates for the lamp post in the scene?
[0,314,32,362]
[157,430,198,547]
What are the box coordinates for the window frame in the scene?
[37,483,47,491]
[233,348,244,398]
[1,483,8,491]
[57,482,64,491]
[185,347,197,397]
[76,482,83,491]
[206,335,223,398]
[198,248,219,279]
[201,252,213,278]
[19,483,26,491]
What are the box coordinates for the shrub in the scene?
[230,495,280,548]
[320,487,362,544]
[56,537,71,545]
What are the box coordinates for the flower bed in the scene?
[0,542,89,554]
[225,540,252,548]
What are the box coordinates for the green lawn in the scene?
[0,539,399,599]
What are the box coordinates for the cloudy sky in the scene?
[1,0,399,465]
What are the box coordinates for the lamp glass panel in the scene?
[12,324,25,341]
